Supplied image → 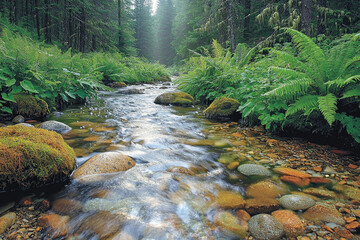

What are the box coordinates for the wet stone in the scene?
[51,198,82,216]
[215,190,246,209]
[303,203,346,226]
[303,188,337,199]
[237,164,271,177]
[38,120,72,134]
[0,212,16,234]
[246,180,286,199]
[279,194,315,210]
[271,210,305,238]
[38,213,70,238]
[213,211,246,238]
[248,214,284,240]
[245,198,280,215]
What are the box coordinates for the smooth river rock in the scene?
[303,203,345,225]
[271,210,305,238]
[72,152,135,180]
[246,180,286,199]
[279,194,315,210]
[0,212,16,234]
[39,120,72,134]
[248,214,284,240]
[237,164,271,177]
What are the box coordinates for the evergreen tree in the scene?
[134,0,154,59]
[155,0,176,65]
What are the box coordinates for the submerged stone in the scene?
[279,194,315,210]
[246,180,286,199]
[248,214,284,240]
[271,210,305,238]
[303,203,345,225]
[215,190,246,208]
[303,187,337,199]
[0,212,16,234]
[214,211,247,238]
[237,164,271,177]
[154,92,194,106]
[39,120,72,134]
[72,152,135,180]
[204,97,240,120]
[245,198,280,215]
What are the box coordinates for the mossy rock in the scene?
[110,82,127,88]
[0,125,76,191]
[154,92,194,106]
[204,97,240,120]
[12,94,48,120]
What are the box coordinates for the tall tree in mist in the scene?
[134,0,154,59]
[156,0,176,65]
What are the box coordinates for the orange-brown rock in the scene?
[303,203,345,225]
[235,210,251,231]
[271,210,305,238]
[52,198,82,216]
[245,198,280,215]
[280,175,310,187]
[334,227,354,239]
[77,211,123,238]
[167,166,195,176]
[0,212,16,234]
[38,214,70,238]
[215,190,246,209]
[345,221,360,230]
[246,180,286,199]
[310,177,332,184]
[274,167,312,178]
[72,152,135,179]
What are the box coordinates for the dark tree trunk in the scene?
[44,0,52,43]
[317,0,327,35]
[300,0,312,36]
[79,6,86,52]
[228,0,236,52]
[35,0,41,39]
[243,0,251,41]
[118,0,123,49]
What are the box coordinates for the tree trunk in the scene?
[79,5,86,52]
[300,0,312,36]
[68,1,73,49]
[44,0,52,43]
[228,0,235,52]
[118,0,123,50]
[243,0,251,41]
[35,0,41,39]
[317,0,327,35]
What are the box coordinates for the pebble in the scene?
[279,194,315,210]
[248,214,284,240]
[237,164,271,177]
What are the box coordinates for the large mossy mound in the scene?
[204,97,240,120]
[0,125,76,191]
[12,94,48,120]
[154,92,194,106]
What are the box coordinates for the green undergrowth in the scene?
[176,30,360,147]
[0,19,169,118]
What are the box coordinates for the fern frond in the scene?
[318,93,338,126]
[286,95,319,117]
[284,28,327,82]
[344,56,360,72]
[327,75,360,88]
[327,41,358,79]
[271,50,311,74]
[341,86,360,99]
[270,66,309,79]
[264,78,313,101]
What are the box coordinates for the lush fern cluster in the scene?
[176,29,360,145]
[0,25,169,115]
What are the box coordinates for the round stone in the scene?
[237,164,271,177]
[248,214,284,240]
[279,194,315,210]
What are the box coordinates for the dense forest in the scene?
[0,0,359,146]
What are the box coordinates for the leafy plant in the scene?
[265,28,360,141]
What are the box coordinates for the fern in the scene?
[341,86,360,99]
[270,67,308,79]
[318,93,338,126]
[264,78,313,100]
[286,95,319,117]
[284,28,327,82]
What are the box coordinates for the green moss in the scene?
[12,94,48,119]
[0,125,75,191]
[154,92,194,106]
[204,97,240,119]
[110,82,127,88]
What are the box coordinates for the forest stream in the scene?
[1,82,360,240]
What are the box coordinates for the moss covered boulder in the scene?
[154,92,194,106]
[0,125,76,191]
[110,82,127,88]
[204,97,240,120]
[12,94,48,120]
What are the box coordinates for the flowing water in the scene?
[49,83,238,239]
[46,82,360,240]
